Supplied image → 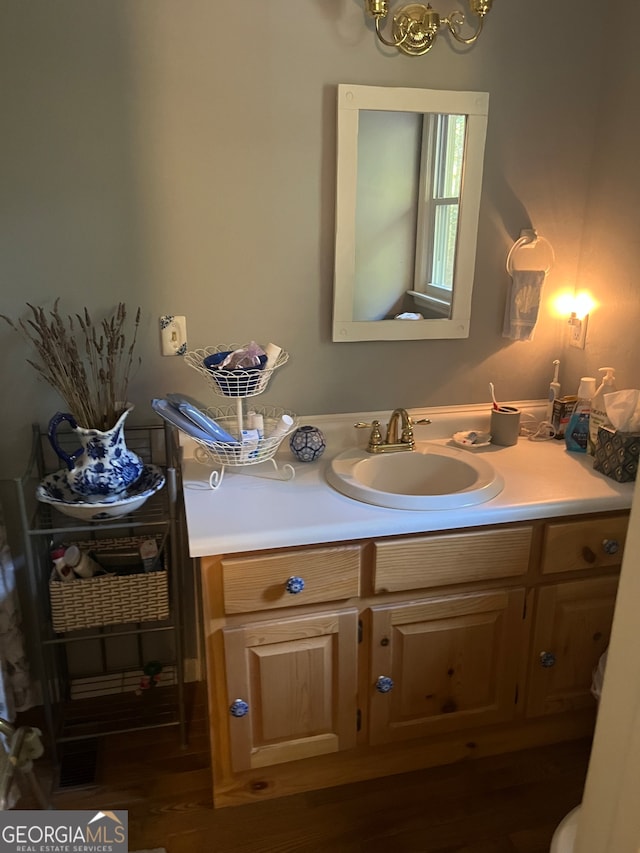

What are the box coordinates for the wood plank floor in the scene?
[16,683,591,853]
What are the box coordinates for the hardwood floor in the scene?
[16,683,591,853]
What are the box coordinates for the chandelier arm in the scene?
[446,11,483,44]
[374,16,411,48]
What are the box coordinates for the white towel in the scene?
[502,269,545,341]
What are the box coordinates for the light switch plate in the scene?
[160,315,187,356]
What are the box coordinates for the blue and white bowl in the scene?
[36,464,165,522]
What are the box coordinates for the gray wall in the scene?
[0,0,637,484]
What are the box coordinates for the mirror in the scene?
[333,85,489,342]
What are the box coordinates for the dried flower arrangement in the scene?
[1,301,141,429]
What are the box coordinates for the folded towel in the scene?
[502,269,545,341]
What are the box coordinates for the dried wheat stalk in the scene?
[1,300,141,429]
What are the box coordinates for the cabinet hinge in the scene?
[356,708,362,732]
[358,619,363,644]
[522,598,527,620]
[514,683,519,704]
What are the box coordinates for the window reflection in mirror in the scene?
[333,85,489,342]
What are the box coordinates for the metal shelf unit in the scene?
[15,422,186,780]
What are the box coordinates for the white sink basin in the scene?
[326,443,504,510]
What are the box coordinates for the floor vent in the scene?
[57,739,99,789]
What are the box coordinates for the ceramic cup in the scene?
[490,406,521,447]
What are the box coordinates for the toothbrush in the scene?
[547,359,561,423]
[489,382,499,411]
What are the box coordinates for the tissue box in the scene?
[593,426,640,483]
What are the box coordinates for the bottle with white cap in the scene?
[588,367,617,456]
[63,545,101,579]
[268,414,294,440]
[565,377,596,453]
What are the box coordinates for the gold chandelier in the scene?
[364,0,493,56]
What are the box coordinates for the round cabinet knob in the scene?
[602,538,620,555]
[582,546,597,564]
[375,675,394,694]
[285,576,305,595]
[229,699,249,718]
[539,651,556,668]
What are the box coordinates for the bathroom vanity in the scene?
[180,405,633,807]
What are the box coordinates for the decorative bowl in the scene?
[36,464,165,522]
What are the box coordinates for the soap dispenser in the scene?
[588,367,617,456]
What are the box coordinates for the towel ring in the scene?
[506,230,555,275]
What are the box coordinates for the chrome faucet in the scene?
[355,408,430,453]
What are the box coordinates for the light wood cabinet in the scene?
[540,513,628,575]
[526,575,618,717]
[373,525,532,593]
[369,587,526,744]
[223,609,358,771]
[200,511,627,807]
[221,545,361,614]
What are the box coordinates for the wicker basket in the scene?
[49,535,169,633]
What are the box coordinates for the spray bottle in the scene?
[547,359,561,424]
[588,367,617,456]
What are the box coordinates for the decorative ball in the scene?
[289,425,326,463]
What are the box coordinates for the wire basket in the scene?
[184,345,289,398]
[49,534,169,632]
[192,404,298,467]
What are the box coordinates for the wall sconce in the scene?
[364,0,493,56]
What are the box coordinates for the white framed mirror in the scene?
[333,84,489,342]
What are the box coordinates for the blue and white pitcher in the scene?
[48,405,143,499]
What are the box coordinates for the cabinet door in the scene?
[527,576,618,717]
[223,609,358,771]
[369,588,525,745]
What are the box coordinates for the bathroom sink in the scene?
[326,443,504,510]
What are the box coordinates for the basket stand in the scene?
[193,447,296,490]
[184,345,297,490]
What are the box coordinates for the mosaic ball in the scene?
[289,425,326,463]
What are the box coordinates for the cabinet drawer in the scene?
[541,514,628,575]
[222,545,361,614]
[373,526,532,593]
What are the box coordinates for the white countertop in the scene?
[179,402,634,558]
